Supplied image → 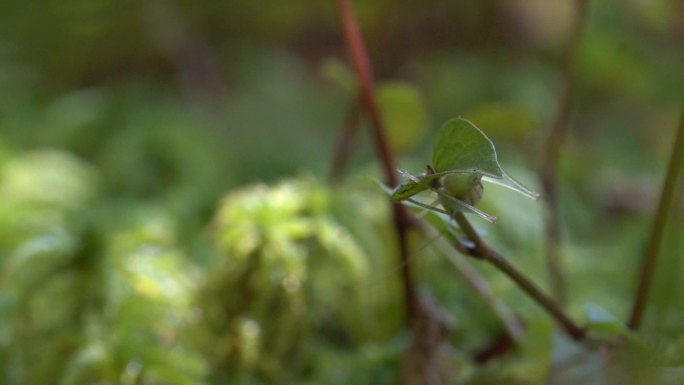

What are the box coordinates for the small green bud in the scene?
[441,173,484,205]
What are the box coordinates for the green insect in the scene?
[391,118,539,223]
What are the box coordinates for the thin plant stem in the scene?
[336,0,416,320]
[453,212,586,341]
[539,0,588,305]
[422,222,525,342]
[627,101,684,330]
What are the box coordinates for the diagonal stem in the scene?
[453,212,586,341]
[336,0,397,186]
[424,224,525,343]
[627,101,684,330]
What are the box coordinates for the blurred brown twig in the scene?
[335,0,416,323]
[453,212,586,341]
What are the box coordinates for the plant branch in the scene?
[424,223,525,343]
[538,0,588,305]
[453,212,586,341]
[627,101,684,330]
[336,0,416,320]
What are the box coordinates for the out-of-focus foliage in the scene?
[0,150,207,384]
[0,150,97,384]
[201,179,390,382]
[376,82,430,155]
[0,0,683,383]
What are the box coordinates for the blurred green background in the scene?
[0,0,683,384]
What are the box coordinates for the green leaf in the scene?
[377,81,429,155]
[319,58,356,94]
[432,118,503,176]
[432,118,540,200]
[465,102,537,142]
[584,303,627,338]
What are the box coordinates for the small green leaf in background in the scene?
[320,64,430,156]
[585,303,626,338]
[377,81,430,155]
[320,57,357,94]
[465,103,537,143]
[584,303,643,345]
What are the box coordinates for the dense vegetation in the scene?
[0,1,682,384]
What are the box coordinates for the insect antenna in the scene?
[436,189,497,224]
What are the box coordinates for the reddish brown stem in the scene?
[453,212,586,341]
[473,330,516,364]
[627,102,684,330]
[423,224,525,343]
[336,0,416,320]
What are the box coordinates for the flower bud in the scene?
[441,173,484,205]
